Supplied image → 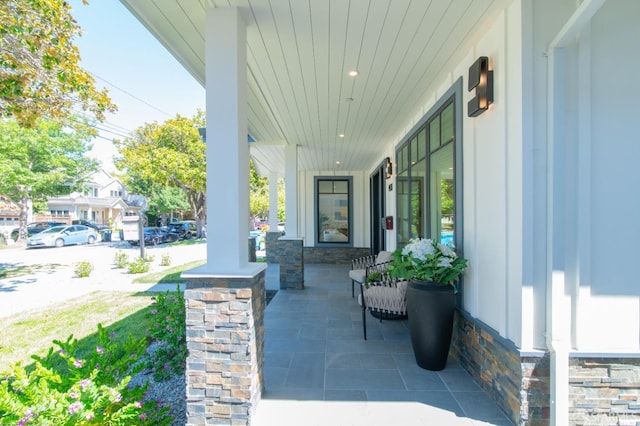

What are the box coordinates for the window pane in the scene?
[333,181,348,193]
[316,178,350,244]
[398,144,408,172]
[318,181,333,193]
[410,136,418,166]
[441,103,454,144]
[417,127,426,161]
[396,174,410,246]
[410,158,426,238]
[429,118,440,152]
[429,143,454,245]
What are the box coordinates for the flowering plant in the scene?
[389,237,467,289]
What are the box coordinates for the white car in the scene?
[26,225,97,248]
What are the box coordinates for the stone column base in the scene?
[278,237,303,289]
[184,269,266,425]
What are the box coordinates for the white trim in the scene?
[545,1,608,425]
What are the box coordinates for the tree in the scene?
[0,0,116,126]
[0,118,99,239]
[115,112,206,235]
[249,159,269,223]
[124,176,190,225]
[149,185,190,223]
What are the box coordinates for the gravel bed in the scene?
[128,342,186,425]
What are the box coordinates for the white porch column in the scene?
[200,7,260,274]
[183,7,266,425]
[284,144,298,238]
[268,171,279,230]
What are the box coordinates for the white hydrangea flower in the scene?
[439,244,456,258]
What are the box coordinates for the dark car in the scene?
[11,221,66,241]
[130,227,179,246]
[156,227,180,244]
[71,219,109,232]
[167,221,197,240]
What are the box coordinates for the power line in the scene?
[89,71,174,118]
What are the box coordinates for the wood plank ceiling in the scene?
[119,0,508,176]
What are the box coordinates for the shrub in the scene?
[114,251,129,269]
[127,257,150,274]
[0,325,171,425]
[74,261,94,278]
[160,253,171,267]
[146,288,187,381]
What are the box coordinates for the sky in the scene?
[69,1,206,172]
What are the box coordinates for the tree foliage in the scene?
[0,0,116,126]
[249,161,285,225]
[124,176,189,224]
[249,160,269,221]
[115,112,206,233]
[0,118,99,239]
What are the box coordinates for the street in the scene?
[0,240,207,318]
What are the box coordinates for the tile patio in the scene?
[253,263,513,425]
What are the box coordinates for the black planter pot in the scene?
[406,279,455,371]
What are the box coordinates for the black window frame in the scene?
[314,176,353,247]
[395,79,464,252]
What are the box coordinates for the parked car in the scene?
[71,219,109,232]
[156,227,180,244]
[26,225,97,248]
[130,227,179,246]
[249,230,263,250]
[167,220,197,240]
[11,221,66,241]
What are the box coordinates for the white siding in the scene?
[572,0,640,351]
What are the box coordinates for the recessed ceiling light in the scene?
[348,70,358,77]
[335,160,341,165]
[338,133,345,138]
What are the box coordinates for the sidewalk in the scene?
[0,242,205,318]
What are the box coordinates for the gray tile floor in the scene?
[253,263,513,426]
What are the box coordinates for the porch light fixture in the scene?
[348,70,359,77]
[339,133,345,138]
[385,157,393,179]
[467,56,493,117]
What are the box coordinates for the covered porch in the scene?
[256,263,512,425]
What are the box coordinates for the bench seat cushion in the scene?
[349,269,366,283]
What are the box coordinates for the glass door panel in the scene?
[429,143,454,245]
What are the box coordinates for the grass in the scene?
[0,255,258,371]
[132,259,206,284]
[0,255,212,383]
[0,291,154,370]
[0,263,63,279]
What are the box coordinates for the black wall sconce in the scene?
[467,56,493,117]
[385,157,393,179]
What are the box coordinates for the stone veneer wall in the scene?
[184,271,266,426]
[451,311,550,425]
[303,247,371,264]
[279,238,304,289]
[265,232,284,264]
[569,357,640,425]
[266,233,370,265]
[452,311,640,425]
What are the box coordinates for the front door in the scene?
[370,163,386,254]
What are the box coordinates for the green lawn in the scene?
[132,259,206,284]
[0,291,155,370]
[0,258,208,370]
[0,263,63,279]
